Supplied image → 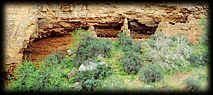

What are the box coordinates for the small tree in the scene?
[138,63,164,83]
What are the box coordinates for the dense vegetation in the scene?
[8,19,209,92]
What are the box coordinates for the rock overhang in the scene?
[4,2,208,73]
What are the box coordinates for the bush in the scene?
[118,31,142,53]
[188,37,209,66]
[9,55,75,91]
[117,31,142,74]
[45,52,63,65]
[195,17,209,66]
[35,70,69,91]
[75,64,112,91]
[73,32,112,67]
[188,53,208,66]
[141,32,193,70]
[138,63,164,83]
[118,31,133,47]
[36,61,71,90]
[113,40,121,49]
[133,42,142,53]
[74,33,97,66]
[98,39,112,58]
[94,64,113,79]
[76,71,100,91]
[8,61,39,91]
[61,56,74,69]
[118,31,133,52]
[120,51,142,74]
[183,77,201,91]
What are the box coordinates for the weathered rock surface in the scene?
[79,61,105,71]
[4,2,208,73]
[5,3,38,72]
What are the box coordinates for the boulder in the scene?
[70,82,82,91]
[79,61,105,71]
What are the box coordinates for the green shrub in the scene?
[118,31,142,53]
[45,52,63,65]
[94,64,113,79]
[33,69,69,91]
[188,53,207,66]
[61,56,74,69]
[73,33,98,66]
[188,17,209,66]
[71,28,89,41]
[183,77,201,91]
[75,64,112,91]
[8,61,39,91]
[77,72,100,91]
[113,40,121,49]
[118,31,133,52]
[201,52,209,64]
[138,63,164,83]
[73,32,112,67]
[188,41,209,66]
[141,32,193,70]
[117,31,142,74]
[36,61,71,90]
[98,39,112,58]
[133,42,142,53]
[120,51,142,74]
[9,55,75,91]
[118,31,133,47]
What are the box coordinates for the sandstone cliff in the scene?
[4,2,208,72]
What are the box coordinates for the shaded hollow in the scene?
[128,19,158,39]
[94,22,123,38]
[22,34,73,63]
[22,18,90,63]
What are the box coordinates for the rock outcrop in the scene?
[4,2,208,73]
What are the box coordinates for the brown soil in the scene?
[5,34,74,86]
[27,34,74,63]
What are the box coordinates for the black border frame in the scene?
[0,0,211,95]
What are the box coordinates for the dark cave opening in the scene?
[94,22,123,38]
[128,19,158,39]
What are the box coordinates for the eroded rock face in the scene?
[4,2,208,72]
[4,3,38,72]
